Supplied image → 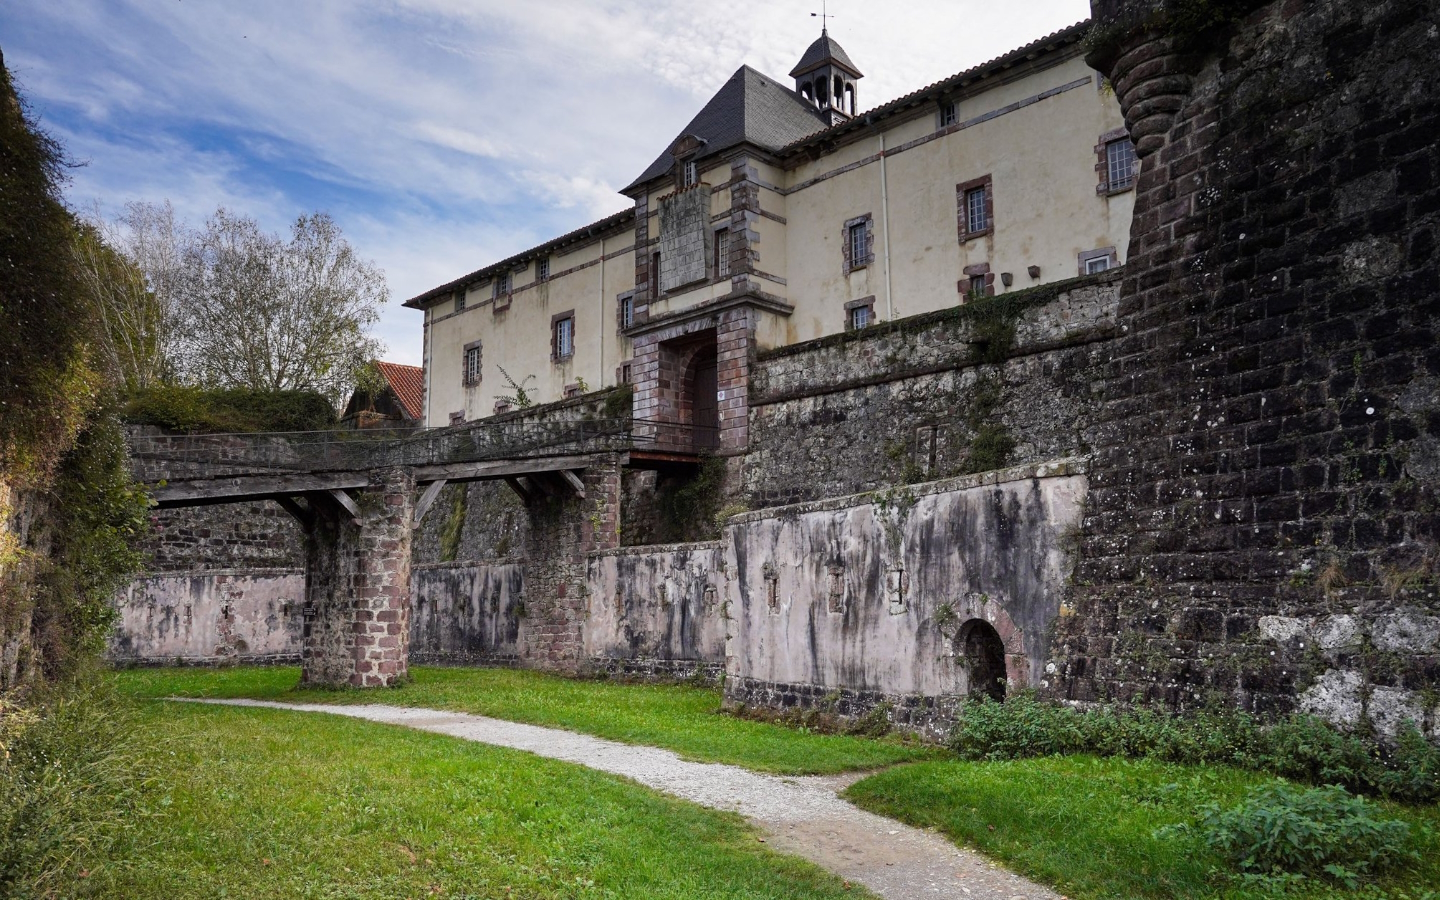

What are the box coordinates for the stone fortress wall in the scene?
[111,0,1439,741]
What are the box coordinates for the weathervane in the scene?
[811,1,834,34]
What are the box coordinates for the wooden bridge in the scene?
[131,417,709,687]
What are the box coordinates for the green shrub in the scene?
[949,693,1439,803]
[1195,784,1415,887]
[1377,723,1440,804]
[0,679,147,897]
[122,385,337,433]
[1259,712,1384,794]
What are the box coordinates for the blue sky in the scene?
[2,0,1089,365]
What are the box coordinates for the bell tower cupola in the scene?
[790,27,863,126]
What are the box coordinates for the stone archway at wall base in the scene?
[958,618,1007,701]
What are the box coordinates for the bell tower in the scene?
[790,27,863,126]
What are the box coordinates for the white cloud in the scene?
[3,0,1089,367]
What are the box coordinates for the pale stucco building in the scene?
[406,22,1135,447]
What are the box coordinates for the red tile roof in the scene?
[376,361,424,421]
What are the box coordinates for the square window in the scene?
[448,411,465,426]
[966,186,989,234]
[1085,255,1111,274]
[682,160,698,187]
[553,315,574,360]
[849,305,871,330]
[493,272,511,298]
[1106,138,1136,191]
[536,257,550,281]
[940,101,958,129]
[464,344,482,386]
[714,228,731,279]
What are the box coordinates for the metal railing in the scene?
[129,416,720,481]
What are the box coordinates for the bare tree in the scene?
[174,209,387,406]
[73,202,182,391]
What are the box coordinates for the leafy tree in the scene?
[173,209,387,407]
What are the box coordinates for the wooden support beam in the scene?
[559,469,586,499]
[502,476,531,503]
[412,478,448,529]
[146,471,371,508]
[273,496,315,531]
[329,489,362,524]
[413,453,599,485]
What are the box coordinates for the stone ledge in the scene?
[589,540,726,560]
[726,457,1090,526]
[134,568,305,579]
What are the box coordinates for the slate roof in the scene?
[402,207,634,308]
[623,66,830,193]
[779,20,1090,157]
[376,361,424,420]
[789,32,862,78]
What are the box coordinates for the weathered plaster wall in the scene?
[109,569,303,665]
[584,542,727,680]
[724,462,1086,734]
[410,562,524,665]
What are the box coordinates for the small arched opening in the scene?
[833,75,844,108]
[800,81,813,102]
[815,77,829,105]
[957,618,1007,701]
[844,83,855,115]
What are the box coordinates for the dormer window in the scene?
[682,159,699,188]
[940,101,958,129]
[536,257,550,281]
[493,271,511,298]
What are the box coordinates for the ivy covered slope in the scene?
[0,49,149,690]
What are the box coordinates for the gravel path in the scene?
[182,699,1060,900]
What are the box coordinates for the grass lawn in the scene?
[89,699,873,899]
[113,665,936,775]
[844,756,1440,900]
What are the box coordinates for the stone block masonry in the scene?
[658,186,712,292]
[302,467,415,687]
[746,274,1119,507]
[1056,0,1440,735]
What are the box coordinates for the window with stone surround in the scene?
[551,310,575,361]
[714,228,731,280]
[1096,128,1137,194]
[939,100,958,129]
[1079,246,1119,275]
[956,174,993,241]
[845,296,875,331]
[536,257,550,281]
[682,159,698,188]
[462,339,482,387]
[448,410,465,425]
[960,262,994,300]
[842,213,873,274]
[493,271,511,299]
[617,291,635,331]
